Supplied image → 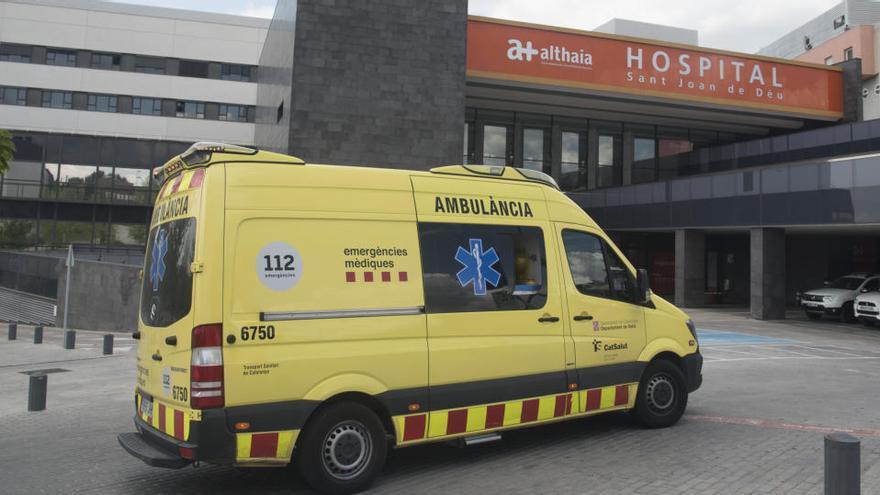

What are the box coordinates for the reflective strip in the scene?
[135,391,195,442]
[177,170,194,191]
[261,306,424,321]
[395,383,638,444]
[235,430,299,463]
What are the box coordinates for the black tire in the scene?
[632,359,688,429]
[840,303,856,324]
[863,319,876,327]
[806,312,822,321]
[295,402,388,495]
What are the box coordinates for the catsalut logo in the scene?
[507,38,593,68]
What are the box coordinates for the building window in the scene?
[46,50,76,67]
[844,47,854,61]
[559,131,586,191]
[657,126,692,179]
[91,53,120,70]
[132,97,162,116]
[418,222,547,313]
[523,128,549,174]
[0,43,32,63]
[0,86,27,106]
[134,56,166,75]
[463,122,476,164]
[87,95,118,113]
[482,124,510,166]
[176,101,205,119]
[179,60,208,78]
[221,63,252,81]
[218,104,248,122]
[633,136,657,184]
[597,134,622,188]
[41,91,73,109]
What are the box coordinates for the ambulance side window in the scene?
[418,222,547,313]
[562,230,634,303]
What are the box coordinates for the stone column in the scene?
[751,228,786,320]
[674,229,705,307]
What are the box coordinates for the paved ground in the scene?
[0,310,879,494]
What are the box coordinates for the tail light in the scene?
[191,324,224,409]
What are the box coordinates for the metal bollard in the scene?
[825,432,860,495]
[8,322,17,340]
[63,330,76,350]
[33,326,43,344]
[103,334,114,355]
[28,374,47,411]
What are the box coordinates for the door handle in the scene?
[165,336,177,346]
[573,314,594,321]
[538,316,560,323]
[151,352,162,362]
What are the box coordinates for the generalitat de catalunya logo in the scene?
[506,38,593,69]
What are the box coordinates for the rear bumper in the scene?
[118,406,236,468]
[118,431,190,469]
[682,351,703,393]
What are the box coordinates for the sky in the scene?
[113,0,842,53]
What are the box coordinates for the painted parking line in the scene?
[687,414,880,438]
[696,329,799,346]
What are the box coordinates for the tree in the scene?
[0,129,14,175]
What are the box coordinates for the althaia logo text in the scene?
[507,38,593,68]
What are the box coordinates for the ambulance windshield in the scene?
[140,217,196,327]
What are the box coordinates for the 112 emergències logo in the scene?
[507,38,593,69]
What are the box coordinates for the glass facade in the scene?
[41,91,72,109]
[219,104,248,122]
[132,97,162,116]
[176,101,206,119]
[46,50,76,66]
[0,132,190,249]
[0,42,256,81]
[87,95,118,113]
[91,52,121,70]
[465,107,748,192]
[0,86,26,106]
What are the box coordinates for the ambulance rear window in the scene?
[140,217,196,327]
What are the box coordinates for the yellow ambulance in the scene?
[118,142,702,494]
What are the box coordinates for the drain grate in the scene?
[19,368,70,376]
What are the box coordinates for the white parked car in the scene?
[855,289,880,327]
[800,273,880,323]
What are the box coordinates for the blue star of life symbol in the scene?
[455,238,501,296]
[150,229,168,292]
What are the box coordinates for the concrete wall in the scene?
[56,259,140,332]
[594,18,698,46]
[0,251,61,298]
[258,0,468,169]
[794,25,875,74]
[255,0,296,153]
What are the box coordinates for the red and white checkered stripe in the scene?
[345,271,408,283]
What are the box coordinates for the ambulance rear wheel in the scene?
[296,402,387,495]
[633,359,687,428]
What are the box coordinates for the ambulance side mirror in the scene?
[636,268,651,304]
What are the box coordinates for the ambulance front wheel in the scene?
[295,402,388,495]
[632,358,688,429]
